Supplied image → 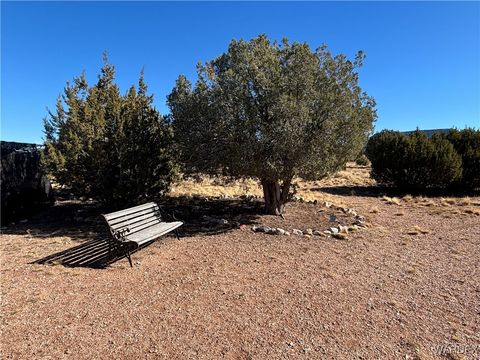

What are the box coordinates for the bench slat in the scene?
[109,211,160,231]
[103,202,158,221]
[126,221,183,246]
[127,218,162,234]
[108,206,160,226]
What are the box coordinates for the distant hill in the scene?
[400,128,452,138]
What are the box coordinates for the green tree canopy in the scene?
[168,35,376,214]
[43,56,178,208]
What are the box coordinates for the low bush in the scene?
[365,130,463,190]
[355,153,370,166]
[441,128,480,190]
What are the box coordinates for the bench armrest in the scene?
[112,228,130,242]
[157,206,183,223]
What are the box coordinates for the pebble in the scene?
[275,228,285,235]
[305,228,313,235]
[333,233,347,240]
[329,227,339,234]
[292,229,303,236]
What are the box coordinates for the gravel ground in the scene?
[1,191,479,359]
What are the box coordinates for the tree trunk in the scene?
[261,178,292,215]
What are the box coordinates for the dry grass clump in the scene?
[170,176,262,198]
[381,196,401,205]
[464,208,480,216]
[407,225,431,235]
[170,163,373,204]
[458,197,473,206]
[440,197,457,206]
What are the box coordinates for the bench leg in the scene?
[126,249,133,267]
[174,228,180,240]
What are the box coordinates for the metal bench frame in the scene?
[102,202,183,267]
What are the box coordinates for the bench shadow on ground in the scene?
[3,196,261,268]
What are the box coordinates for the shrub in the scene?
[43,58,179,208]
[365,130,462,190]
[442,128,480,190]
[355,153,370,166]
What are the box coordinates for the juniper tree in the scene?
[43,56,178,207]
[168,35,376,214]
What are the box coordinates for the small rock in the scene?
[284,231,290,236]
[305,228,313,235]
[355,220,368,228]
[329,214,337,222]
[329,227,339,234]
[324,201,332,208]
[252,225,270,233]
[292,229,303,236]
[275,228,285,236]
[313,230,323,236]
[265,227,276,234]
[348,225,359,232]
[324,230,332,235]
[259,226,272,233]
[355,215,365,222]
[338,225,349,234]
[333,233,348,240]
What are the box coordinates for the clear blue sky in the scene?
[2,1,479,144]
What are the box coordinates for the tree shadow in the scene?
[5,195,263,268]
[1,199,107,242]
[315,185,479,198]
[155,195,262,236]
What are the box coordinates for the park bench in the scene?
[103,202,183,267]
